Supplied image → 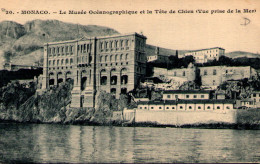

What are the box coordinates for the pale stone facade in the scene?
[185,47,225,63]
[199,66,257,89]
[42,33,147,108]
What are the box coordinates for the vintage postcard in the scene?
[0,0,259,163]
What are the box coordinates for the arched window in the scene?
[110,41,113,48]
[53,48,55,54]
[110,55,113,62]
[105,42,109,48]
[70,58,73,64]
[70,46,73,52]
[61,59,64,65]
[120,40,124,47]
[53,60,55,65]
[57,59,60,65]
[207,106,211,109]
[125,54,128,60]
[105,55,108,62]
[183,71,186,76]
[115,41,118,47]
[115,54,118,61]
[125,40,129,46]
[66,59,69,65]
[100,42,103,49]
[49,60,51,65]
[100,56,103,62]
[62,47,64,53]
[120,54,123,61]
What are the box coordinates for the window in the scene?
[140,107,142,109]
[167,95,171,98]
[213,69,217,75]
[172,107,175,109]
[253,94,256,97]
[175,95,178,99]
[151,107,154,109]
[186,95,189,98]
[183,71,186,76]
[166,107,169,109]
[180,106,183,109]
[204,70,207,75]
[193,95,197,98]
[174,72,176,76]
[189,106,192,109]
[125,40,129,46]
[125,54,128,60]
[207,106,211,109]
[144,107,147,109]
[226,106,230,109]
[198,106,201,109]
[201,95,205,98]
[159,107,162,109]
[217,106,220,109]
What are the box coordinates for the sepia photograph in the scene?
[0,0,259,163]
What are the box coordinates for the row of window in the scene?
[139,105,231,110]
[77,44,92,53]
[166,94,205,99]
[48,66,73,70]
[49,52,73,57]
[100,62,128,67]
[48,58,73,66]
[100,53,128,62]
[48,46,74,54]
[100,39,129,50]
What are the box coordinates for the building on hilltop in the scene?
[184,47,225,63]
[41,33,147,108]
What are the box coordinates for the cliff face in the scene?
[0,80,130,124]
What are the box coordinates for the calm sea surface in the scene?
[0,123,259,163]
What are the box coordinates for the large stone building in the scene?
[184,47,225,63]
[41,33,147,108]
[199,66,257,89]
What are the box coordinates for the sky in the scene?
[0,0,260,53]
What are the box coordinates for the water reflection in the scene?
[0,123,259,163]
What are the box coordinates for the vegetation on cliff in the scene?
[0,80,135,125]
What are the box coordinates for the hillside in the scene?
[0,19,120,65]
[145,44,187,57]
[225,51,260,59]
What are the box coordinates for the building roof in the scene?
[137,99,235,105]
[163,90,211,94]
[185,47,225,53]
[44,32,146,45]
